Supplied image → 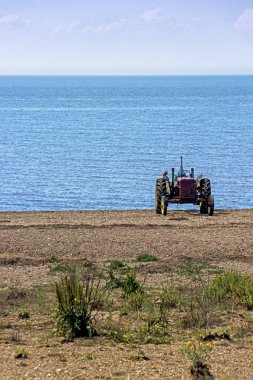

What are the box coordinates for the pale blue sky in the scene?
[1,0,253,74]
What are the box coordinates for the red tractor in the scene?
[155,157,214,216]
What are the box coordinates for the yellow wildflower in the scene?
[187,340,193,346]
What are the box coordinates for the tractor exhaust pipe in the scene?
[171,168,175,182]
[180,156,183,177]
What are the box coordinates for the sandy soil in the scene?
[0,209,252,379]
[0,209,252,288]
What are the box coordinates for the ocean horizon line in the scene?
[1,73,253,78]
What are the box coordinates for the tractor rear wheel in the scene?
[207,195,214,216]
[200,202,208,214]
[161,196,167,216]
[155,179,166,214]
[200,178,211,215]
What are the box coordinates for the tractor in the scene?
[155,157,214,216]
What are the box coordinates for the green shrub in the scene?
[121,272,144,297]
[107,270,146,310]
[208,271,253,309]
[135,252,158,263]
[109,260,126,270]
[125,291,147,311]
[178,263,206,277]
[48,264,70,274]
[159,286,180,309]
[140,296,170,341]
[181,340,213,379]
[242,288,253,310]
[107,270,122,289]
[55,266,109,340]
[181,284,218,330]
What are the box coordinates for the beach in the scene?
[0,209,252,379]
[1,209,252,288]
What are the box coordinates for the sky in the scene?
[0,0,253,75]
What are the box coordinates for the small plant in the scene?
[121,272,144,297]
[55,266,110,340]
[129,349,150,361]
[136,326,168,345]
[86,353,94,360]
[15,348,29,359]
[50,255,61,263]
[109,260,126,270]
[119,306,129,316]
[108,270,144,295]
[201,328,231,342]
[48,264,70,274]
[181,339,214,379]
[159,286,180,309]
[242,290,253,310]
[135,252,158,263]
[116,272,146,311]
[125,290,147,311]
[208,271,253,309]
[178,263,206,277]
[181,281,218,330]
[145,300,170,336]
[103,324,132,343]
[107,270,122,289]
[18,310,30,320]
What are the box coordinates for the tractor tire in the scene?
[207,195,214,216]
[200,178,211,215]
[200,202,208,214]
[155,179,166,214]
[161,196,168,216]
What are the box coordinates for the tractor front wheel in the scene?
[155,179,166,214]
[207,195,214,216]
[161,196,168,216]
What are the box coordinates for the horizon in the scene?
[1,73,253,77]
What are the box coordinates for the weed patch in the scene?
[134,252,158,263]
[178,263,207,277]
[55,266,110,340]
[207,271,253,309]
[48,264,70,274]
[109,260,126,270]
[18,310,30,320]
[15,348,29,359]
[129,349,150,361]
[181,340,214,379]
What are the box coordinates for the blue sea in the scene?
[0,75,252,211]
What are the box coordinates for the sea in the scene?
[0,75,252,211]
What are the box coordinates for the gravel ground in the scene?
[0,209,252,288]
[0,209,252,379]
